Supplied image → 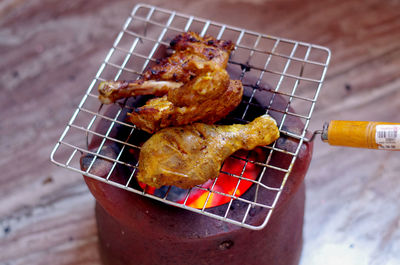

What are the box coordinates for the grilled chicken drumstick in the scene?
[137,114,280,189]
[98,32,243,133]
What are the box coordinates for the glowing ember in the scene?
[138,147,267,209]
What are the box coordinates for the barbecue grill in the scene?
[50,4,334,265]
[50,3,330,230]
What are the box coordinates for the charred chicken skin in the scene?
[140,31,234,82]
[127,60,242,133]
[137,114,280,189]
[98,32,242,133]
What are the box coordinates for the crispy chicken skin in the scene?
[137,114,280,189]
[127,61,242,133]
[127,79,243,133]
[98,31,235,104]
[97,32,242,133]
[141,31,234,82]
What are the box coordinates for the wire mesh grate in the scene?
[50,3,330,230]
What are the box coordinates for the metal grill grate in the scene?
[50,3,330,230]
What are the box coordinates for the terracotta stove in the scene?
[80,93,313,265]
[48,5,329,265]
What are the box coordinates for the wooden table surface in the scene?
[1,0,400,264]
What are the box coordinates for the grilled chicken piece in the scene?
[126,61,242,133]
[98,32,241,132]
[137,114,280,189]
[141,32,234,82]
[128,79,243,133]
[98,32,235,104]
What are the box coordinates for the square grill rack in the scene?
[50,3,330,230]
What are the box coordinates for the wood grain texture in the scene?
[1,0,400,264]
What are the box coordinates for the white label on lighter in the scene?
[375,125,400,150]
